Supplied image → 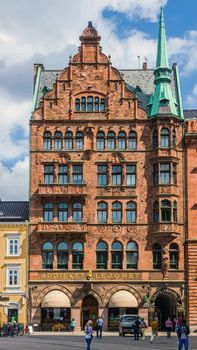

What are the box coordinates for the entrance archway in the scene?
[81,295,98,330]
[155,293,177,330]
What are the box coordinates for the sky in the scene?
[0,0,197,200]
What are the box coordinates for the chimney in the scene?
[142,61,147,70]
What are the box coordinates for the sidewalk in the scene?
[32,331,197,336]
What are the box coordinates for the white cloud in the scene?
[0,157,29,200]
[186,84,197,107]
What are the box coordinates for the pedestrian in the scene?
[70,318,76,334]
[165,317,173,338]
[96,316,104,338]
[133,318,141,340]
[176,318,190,350]
[150,317,159,343]
[140,317,147,340]
[84,320,93,350]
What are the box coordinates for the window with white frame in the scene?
[6,266,20,288]
[7,235,20,256]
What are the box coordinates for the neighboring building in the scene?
[0,200,28,325]
[29,9,186,331]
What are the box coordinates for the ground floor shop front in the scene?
[0,294,27,326]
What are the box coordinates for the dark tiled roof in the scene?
[184,110,197,119]
[0,201,29,222]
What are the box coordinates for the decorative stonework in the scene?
[38,184,87,196]
[37,222,87,233]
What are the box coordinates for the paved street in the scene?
[0,335,197,350]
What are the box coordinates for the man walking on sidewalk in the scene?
[96,316,104,338]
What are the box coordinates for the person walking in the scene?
[150,317,159,343]
[70,318,76,334]
[133,318,141,340]
[96,316,104,338]
[140,317,147,340]
[84,320,93,350]
[165,317,173,338]
[176,318,190,350]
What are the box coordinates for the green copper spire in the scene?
[148,7,183,119]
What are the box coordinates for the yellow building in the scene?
[0,201,28,326]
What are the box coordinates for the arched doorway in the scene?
[81,295,98,330]
[155,293,177,330]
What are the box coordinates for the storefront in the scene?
[108,290,138,330]
[41,290,71,331]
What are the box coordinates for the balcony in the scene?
[38,183,87,197]
[152,222,181,235]
[37,221,87,234]
[97,186,136,198]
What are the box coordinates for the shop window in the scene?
[43,203,53,222]
[75,98,80,112]
[72,164,83,184]
[42,242,53,270]
[96,131,105,150]
[58,165,69,184]
[160,128,170,148]
[118,131,126,150]
[41,307,71,331]
[72,202,83,222]
[128,131,137,150]
[96,241,108,269]
[75,131,84,150]
[54,131,62,150]
[107,131,116,150]
[126,201,136,223]
[112,165,122,186]
[169,243,179,269]
[153,201,159,223]
[58,202,68,222]
[111,241,123,269]
[153,164,158,185]
[97,164,108,186]
[161,200,171,222]
[126,241,138,269]
[173,201,178,222]
[57,242,68,269]
[112,201,122,223]
[44,164,54,184]
[72,242,84,269]
[153,243,162,269]
[43,131,52,150]
[126,164,136,186]
[65,131,73,150]
[160,163,170,184]
[97,202,107,223]
[153,129,158,149]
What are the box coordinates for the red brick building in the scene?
[29,10,187,331]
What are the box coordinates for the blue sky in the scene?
[0,0,196,200]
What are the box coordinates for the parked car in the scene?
[119,314,142,336]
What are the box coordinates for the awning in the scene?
[41,290,71,308]
[108,290,138,308]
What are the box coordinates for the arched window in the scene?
[75,131,84,150]
[96,241,108,269]
[153,201,159,223]
[126,201,136,223]
[75,98,80,112]
[43,203,53,222]
[173,201,178,222]
[94,97,99,111]
[161,200,171,222]
[126,241,138,269]
[81,97,86,112]
[128,131,137,150]
[72,242,84,269]
[42,242,53,270]
[153,129,158,149]
[58,203,68,222]
[43,131,52,150]
[172,129,176,148]
[107,131,116,150]
[57,242,68,269]
[87,96,93,112]
[153,243,162,269]
[96,131,105,150]
[118,131,126,150]
[112,201,122,223]
[160,128,170,148]
[169,243,179,269]
[54,131,62,150]
[65,131,73,150]
[72,203,83,222]
[100,98,105,111]
[111,241,123,269]
[97,202,107,223]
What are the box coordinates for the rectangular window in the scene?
[58,165,68,184]
[111,252,122,269]
[96,252,108,269]
[112,165,122,186]
[72,252,83,270]
[44,165,54,184]
[7,237,20,256]
[153,164,158,185]
[126,165,136,186]
[97,165,108,186]
[160,163,170,184]
[72,165,83,184]
[173,163,177,185]
[6,267,20,288]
